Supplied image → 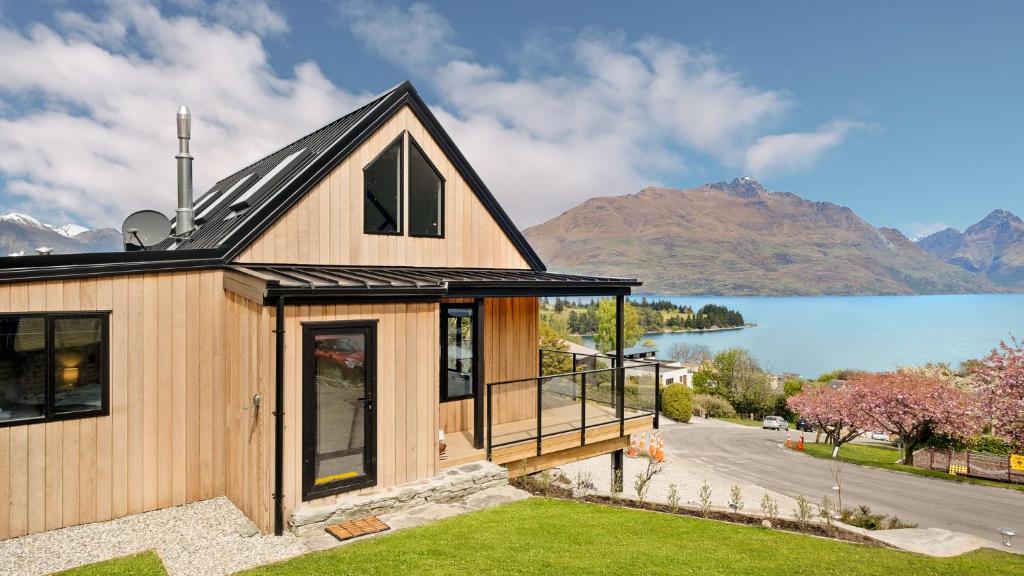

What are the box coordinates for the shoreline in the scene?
[645,323,756,335]
[575,323,755,339]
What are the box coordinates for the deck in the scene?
[440,381,655,471]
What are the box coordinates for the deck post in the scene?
[580,372,587,446]
[615,295,625,437]
[486,383,493,461]
[536,376,543,457]
[654,362,661,430]
[611,449,624,492]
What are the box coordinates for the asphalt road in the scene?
[661,418,1024,545]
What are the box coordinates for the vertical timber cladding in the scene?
[274,302,440,532]
[438,297,539,435]
[233,105,531,269]
[0,270,229,540]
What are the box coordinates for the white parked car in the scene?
[870,431,889,441]
[762,416,789,431]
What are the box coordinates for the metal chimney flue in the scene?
[175,105,195,236]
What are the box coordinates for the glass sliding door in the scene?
[302,321,377,500]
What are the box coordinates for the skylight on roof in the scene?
[229,147,310,211]
[195,173,255,225]
[192,188,222,213]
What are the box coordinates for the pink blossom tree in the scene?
[973,340,1024,449]
[848,370,981,465]
[787,385,866,455]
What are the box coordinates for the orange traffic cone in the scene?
[639,432,647,457]
[785,430,792,449]
[797,433,805,451]
[627,436,637,458]
[655,437,665,462]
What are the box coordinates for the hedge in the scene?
[662,384,693,423]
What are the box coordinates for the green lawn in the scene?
[798,442,1024,492]
[53,551,166,575]
[237,498,1022,576]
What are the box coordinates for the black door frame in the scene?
[301,320,378,501]
[440,299,485,449]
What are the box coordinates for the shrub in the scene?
[693,394,737,418]
[661,384,693,422]
[839,504,918,530]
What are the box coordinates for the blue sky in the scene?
[0,1,1021,237]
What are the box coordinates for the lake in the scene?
[583,294,1024,378]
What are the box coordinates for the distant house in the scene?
[0,81,654,540]
[660,362,694,388]
[623,345,658,360]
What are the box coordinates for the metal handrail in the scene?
[484,360,660,461]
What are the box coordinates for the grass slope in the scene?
[52,551,166,576]
[239,498,1022,576]
[798,442,1024,492]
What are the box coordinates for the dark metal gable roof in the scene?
[157,81,546,270]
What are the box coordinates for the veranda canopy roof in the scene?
[228,264,640,303]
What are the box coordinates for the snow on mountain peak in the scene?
[47,223,89,238]
[1,212,44,228]
[1,213,89,237]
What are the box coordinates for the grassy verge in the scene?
[237,498,1023,576]
[53,551,166,575]
[716,417,765,427]
[797,442,1024,492]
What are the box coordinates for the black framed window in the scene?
[0,312,109,427]
[441,305,476,402]
[408,137,444,238]
[302,320,377,501]
[363,136,403,235]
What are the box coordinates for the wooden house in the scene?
[0,82,655,539]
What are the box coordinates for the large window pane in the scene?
[313,333,367,485]
[444,307,473,399]
[409,140,443,237]
[363,140,402,234]
[53,316,104,415]
[0,316,46,423]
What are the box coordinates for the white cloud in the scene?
[0,0,864,231]
[340,0,468,70]
[0,0,363,228]
[743,120,865,176]
[339,1,863,227]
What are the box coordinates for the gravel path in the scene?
[0,485,531,575]
[0,497,306,576]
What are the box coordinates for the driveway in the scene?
[661,418,1024,546]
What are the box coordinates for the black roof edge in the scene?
[0,248,222,269]
[0,252,224,283]
[219,81,547,271]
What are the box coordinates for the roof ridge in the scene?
[211,82,406,188]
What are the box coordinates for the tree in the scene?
[973,339,1024,449]
[848,370,981,465]
[668,342,711,364]
[788,385,866,455]
[593,299,642,353]
[693,348,777,417]
[538,322,572,376]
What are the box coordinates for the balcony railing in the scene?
[484,349,661,462]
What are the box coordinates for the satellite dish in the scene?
[122,210,171,251]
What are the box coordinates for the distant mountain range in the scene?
[917,209,1024,289]
[524,178,1010,295]
[0,213,122,256]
